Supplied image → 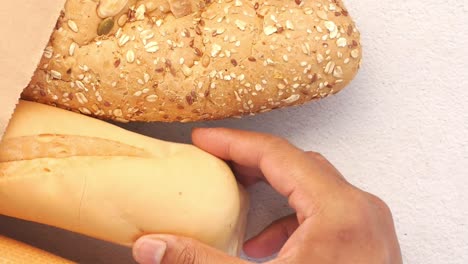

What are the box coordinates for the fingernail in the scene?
[135,238,167,264]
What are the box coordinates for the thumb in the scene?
[132,235,249,264]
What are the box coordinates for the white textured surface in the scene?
[1,0,467,263]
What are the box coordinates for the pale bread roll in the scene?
[22,0,362,122]
[0,235,74,263]
[0,100,249,256]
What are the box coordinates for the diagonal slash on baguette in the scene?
[0,134,151,163]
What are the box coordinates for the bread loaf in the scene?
[0,235,74,263]
[0,100,249,256]
[22,0,362,122]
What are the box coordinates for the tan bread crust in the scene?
[22,0,362,122]
[0,100,249,256]
[0,235,74,263]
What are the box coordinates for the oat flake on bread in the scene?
[22,0,362,122]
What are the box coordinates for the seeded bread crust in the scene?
[22,0,362,123]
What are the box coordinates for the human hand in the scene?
[132,128,402,264]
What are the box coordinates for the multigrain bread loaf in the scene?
[22,0,362,122]
[0,100,249,256]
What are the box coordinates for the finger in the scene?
[133,235,248,264]
[230,163,264,187]
[192,128,345,218]
[231,152,345,187]
[304,151,347,182]
[243,215,299,259]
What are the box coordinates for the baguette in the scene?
[0,100,249,256]
[22,0,362,122]
[0,235,74,263]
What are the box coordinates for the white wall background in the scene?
[1,0,467,263]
